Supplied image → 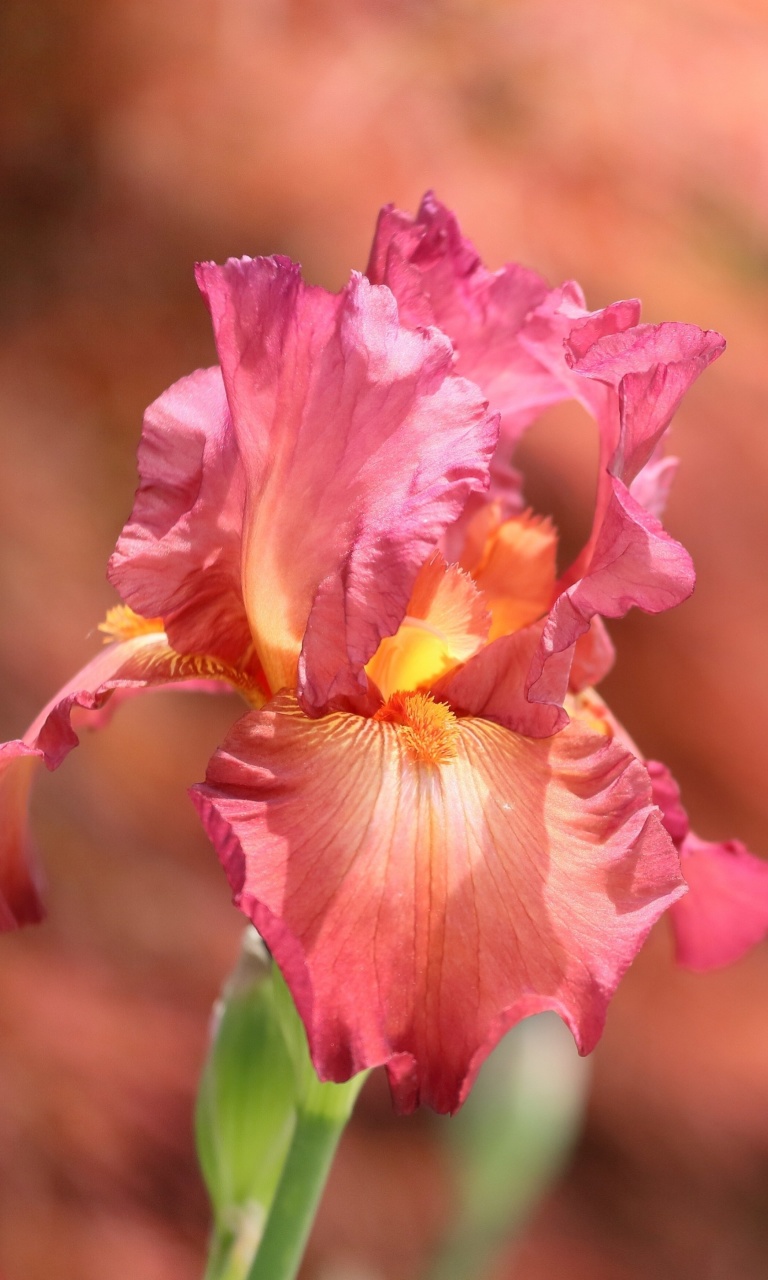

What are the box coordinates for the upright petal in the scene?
[193,695,684,1114]
[109,367,257,673]
[196,257,497,710]
[368,198,725,723]
[368,195,571,510]
[0,626,258,931]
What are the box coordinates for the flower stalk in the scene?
[198,927,366,1280]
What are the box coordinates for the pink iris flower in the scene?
[2,196,766,1114]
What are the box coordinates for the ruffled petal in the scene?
[0,628,258,932]
[528,479,696,702]
[196,257,497,710]
[368,198,724,724]
[647,759,768,971]
[367,194,571,512]
[192,694,684,1114]
[109,368,257,672]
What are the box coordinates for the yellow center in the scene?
[374,690,458,765]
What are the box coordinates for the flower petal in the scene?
[671,837,768,972]
[192,694,684,1113]
[0,630,256,931]
[465,510,557,643]
[368,195,568,512]
[367,195,642,516]
[109,367,257,673]
[647,759,768,971]
[196,257,497,709]
[0,743,44,929]
[365,553,489,701]
[435,622,570,737]
[368,198,724,722]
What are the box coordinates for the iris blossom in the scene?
[2,197,766,1113]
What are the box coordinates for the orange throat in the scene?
[374,690,459,766]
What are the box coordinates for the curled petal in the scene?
[109,368,257,673]
[368,195,573,512]
[566,320,726,485]
[368,197,719,727]
[193,695,684,1113]
[529,480,695,702]
[0,629,256,932]
[569,617,616,691]
[196,257,497,709]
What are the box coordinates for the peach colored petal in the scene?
[193,694,684,1113]
[196,257,497,709]
[365,553,489,700]
[470,511,558,643]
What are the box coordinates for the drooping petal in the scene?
[671,836,768,972]
[0,626,258,932]
[647,759,768,971]
[0,743,44,929]
[192,694,684,1114]
[109,367,258,673]
[566,321,726,484]
[196,257,497,710]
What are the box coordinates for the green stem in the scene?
[244,1100,357,1280]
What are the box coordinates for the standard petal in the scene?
[0,628,258,932]
[196,257,497,709]
[192,694,684,1114]
[109,367,257,672]
[367,195,571,510]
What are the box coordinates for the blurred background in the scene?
[1,0,768,1276]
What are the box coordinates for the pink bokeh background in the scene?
[1,1,767,1276]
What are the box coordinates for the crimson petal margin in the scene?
[192,694,685,1114]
